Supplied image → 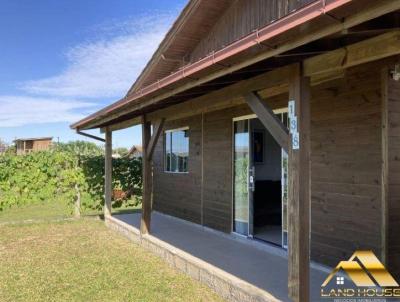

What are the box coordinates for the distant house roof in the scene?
[13,137,53,142]
[127,145,143,158]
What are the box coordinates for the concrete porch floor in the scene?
[112,212,328,301]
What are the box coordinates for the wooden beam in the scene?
[288,64,311,302]
[104,129,112,217]
[140,116,152,235]
[304,30,400,76]
[100,116,142,133]
[244,92,289,152]
[147,118,165,160]
[148,65,294,122]
[76,130,105,142]
[310,69,345,86]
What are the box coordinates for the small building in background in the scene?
[126,145,142,158]
[14,137,53,155]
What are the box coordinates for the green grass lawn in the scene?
[0,202,72,224]
[0,218,224,302]
[0,202,139,224]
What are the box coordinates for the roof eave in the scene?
[71,0,393,130]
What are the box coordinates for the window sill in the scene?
[163,171,189,174]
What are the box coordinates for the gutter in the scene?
[71,0,352,130]
[76,130,105,142]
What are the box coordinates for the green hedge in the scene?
[79,155,142,210]
[0,149,142,212]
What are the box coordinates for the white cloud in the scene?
[2,13,177,128]
[21,14,174,99]
[0,96,96,127]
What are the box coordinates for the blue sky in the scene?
[0,0,186,148]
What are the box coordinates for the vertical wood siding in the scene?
[387,72,400,280]
[189,0,314,62]
[32,140,52,151]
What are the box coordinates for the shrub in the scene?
[0,146,142,212]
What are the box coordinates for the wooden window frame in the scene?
[164,126,190,174]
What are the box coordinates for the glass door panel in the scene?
[233,119,249,236]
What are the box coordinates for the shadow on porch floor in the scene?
[113,212,327,301]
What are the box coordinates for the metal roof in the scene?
[13,137,53,142]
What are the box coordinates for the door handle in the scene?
[249,166,255,192]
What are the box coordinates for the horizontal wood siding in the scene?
[189,0,314,62]
[310,62,383,266]
[153,115,202,224]
[151,59,391,269]
[387,71,400,280]
[202,110,233,232]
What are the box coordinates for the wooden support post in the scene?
[104,129,112,217]
[288,64,311,302]
[244,92,289,152]
[140,116,152,234]
[147,118,165,160]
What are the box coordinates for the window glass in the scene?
[165,128,189,172]
[165,132,171,171]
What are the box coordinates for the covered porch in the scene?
[108,211,328,302]
[71,1,400,301]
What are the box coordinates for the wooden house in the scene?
[127,145,143,158]
[72,1,400,300]
[14,137,53,155]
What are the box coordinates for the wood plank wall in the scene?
[151,59,391,268]
[202,110,233,232]
[387,70,400,280]
[310,61,383,266]
[32,140,52,151]
[189,0,314,63]
[152,98,287,232]
[153,115,202,224]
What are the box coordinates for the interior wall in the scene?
[251,118,281,182]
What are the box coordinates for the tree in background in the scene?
[0,140,142,214]
[55,141,142,210]
[0,139,9,154]
[55,140,103,156]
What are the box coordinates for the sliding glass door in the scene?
[233,112,288,246]
[233,119,250,236]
